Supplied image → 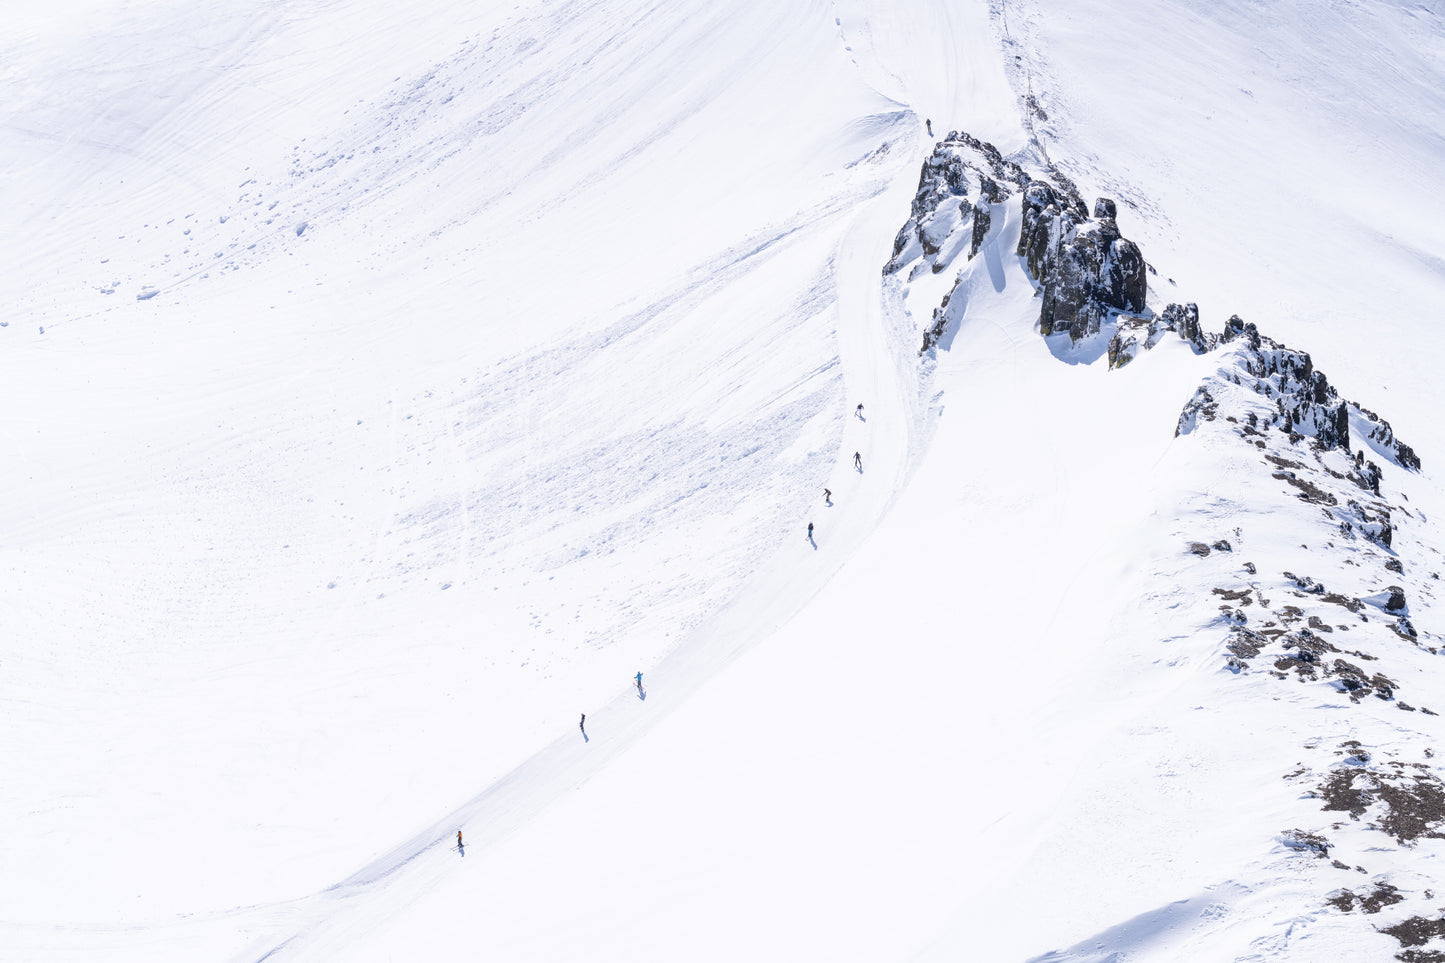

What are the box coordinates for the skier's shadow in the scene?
[637,687,647,701]
[808,534,817,551]
[457,843,465,858]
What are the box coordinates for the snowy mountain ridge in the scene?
[886,126,1445,960]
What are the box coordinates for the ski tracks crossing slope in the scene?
[232,135,932,963]
[229,1,1002,954]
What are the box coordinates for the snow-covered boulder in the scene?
[1362,586,1409,616]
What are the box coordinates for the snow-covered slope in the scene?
[2,0,1443,960]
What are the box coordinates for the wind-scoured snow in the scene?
[2,0,1443,961]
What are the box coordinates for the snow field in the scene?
[2,0,1443,959]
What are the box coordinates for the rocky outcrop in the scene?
[1017,182,1147,341]
[885,131,1030,282]
[1173,316,1420,473]
[886,127,1420,478]
[968,201,991,260]
[1166,302,1208,351]
[1350,403,1421,472]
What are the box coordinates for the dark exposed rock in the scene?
[1321,591,1365,613]
[1280,828,1331,857]
[1286,572,1327,594]
[912,144,970,221]
[1353,403,1422,472]
[1362,586,1409,616]
[1021,192,1147,341]
[1160,301,1210,352]
[1319,761,1445,843]
[1222,314,1250,343]
[1176,387,1218,436]
[1226,627,1266,661]
[1382,917,1445,949]
[1106,315,1153,369]
[1353,450,1385,495]
[1328,882,1404,914]
[969,201,991,260]
[1107,237,1147,315]
[1343,499,1393,547]
[1274,470,1338,505]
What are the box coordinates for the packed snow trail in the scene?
[218,2,1026,956]
[233,2,1023,950]
[233,121,934,961]
[0,1,928,953]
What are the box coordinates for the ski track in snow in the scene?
[228,40,944,963]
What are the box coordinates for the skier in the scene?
[579,713,586,736]
[823,487,831,503]
[807,521,814,539]
[926,118,933,137]
[635,671,643,690]
[856,403,864,418]
[457,830,464,849]
[853,451,862,470]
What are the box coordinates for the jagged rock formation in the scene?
[885,130,1029,288]
[887,127,1420,476]
[1175,316,1420,475]
[883,132,1036,352]
[891,132,1146,349]
[1017,182,1146,340]
[1109,301,1210,365]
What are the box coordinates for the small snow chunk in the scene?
[136,287,160,301]
[295,221,308,236]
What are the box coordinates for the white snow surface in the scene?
[2,1,1443,961]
